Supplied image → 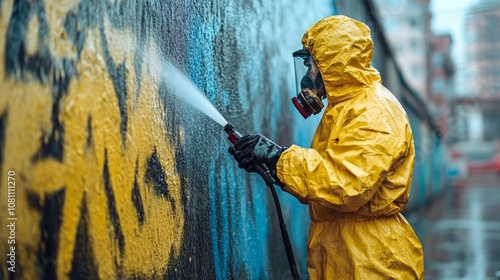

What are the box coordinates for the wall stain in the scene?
[100,28,129,145]
[37,188,66,279]
[145,148,176,211]
[85,115,92,149]
[63,10,86,59]
[132,162,145,226]
[0,111,6,176]
[103,150,126,258]
[69,195,99,280]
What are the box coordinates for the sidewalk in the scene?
[408,171,500,279]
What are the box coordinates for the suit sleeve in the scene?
[276,108,408,212]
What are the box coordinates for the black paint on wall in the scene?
[37,53,76,161]
[37,88,65,162]
[4,0,207,276]
[158,114,218,278]
[60,0,182,147]
[2,0,319,277]
[86,116,93,149]
[99,29,129,146]
[155,81,219,278]
[162,175,217,279]
[158,75,191,212]
[0,112,6,177]
[37,188,66,279]
[103,150,126,260]
[163,247,177,280]
[69,195,99,280]
[63,11,86,59]
[8,262,15,280]
[6,0,34,80]
[132,162,145,226]
[145,149,176,211]
[25,193,42,215]
[6,0,76,162]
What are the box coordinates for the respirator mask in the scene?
[291,48,326,119]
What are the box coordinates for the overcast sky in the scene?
[430,0,478,71]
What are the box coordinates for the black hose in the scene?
[266,180,300,280]
[224,123,300,279]
[251,166,300,279]
[250,165,300,279]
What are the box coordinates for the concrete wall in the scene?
[0,0,335,279]
[0,0,446,278]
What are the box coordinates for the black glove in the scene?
[228,134,287,173]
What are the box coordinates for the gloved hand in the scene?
[228,134,287,173]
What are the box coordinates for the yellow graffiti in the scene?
[0,0,185,278]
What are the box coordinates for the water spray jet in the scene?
[162,61,299,279]
[161,59,228,127]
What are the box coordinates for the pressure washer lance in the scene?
[224,123,300,280]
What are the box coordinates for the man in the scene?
[229,15,424,279]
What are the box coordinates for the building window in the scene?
[411,39,420,54]
[412,64,421,78]
[388,0,404,10]
[432,79,446,93]
[384,17,399,32]
[409,17,420,28]
[432,53,443,68]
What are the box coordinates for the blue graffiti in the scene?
[188,12,271,279]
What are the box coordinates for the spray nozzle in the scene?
[224,123,242,145]
[224,123,234,134]
[224,123,275,185]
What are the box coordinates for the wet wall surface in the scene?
[0,0,334,279]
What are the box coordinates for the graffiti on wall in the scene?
[0,0,338,278]
[0,0,186,278]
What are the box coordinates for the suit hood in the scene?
[301,15,381,103]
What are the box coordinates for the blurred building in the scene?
[430,34,455,141]
[373,0,432,100]
[456,0,500,141]
[374,0,458,138]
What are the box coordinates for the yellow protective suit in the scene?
[276,15,424,279]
